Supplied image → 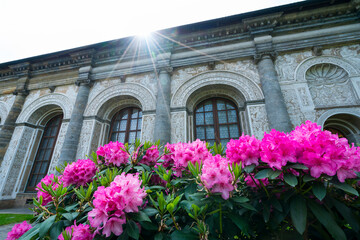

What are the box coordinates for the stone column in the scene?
[57,66,92,166]
[0,63,30,164]
[153,67,172,144]
[255,53,293,133]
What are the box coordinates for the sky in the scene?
[0,0,301,64]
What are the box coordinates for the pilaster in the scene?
[0,62,30,164]
[153,52,172,144]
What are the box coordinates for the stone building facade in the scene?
[0,0,360,207]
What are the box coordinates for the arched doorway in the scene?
[323,113,360,144]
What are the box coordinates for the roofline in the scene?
[0,0,351,68]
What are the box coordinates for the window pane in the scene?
[206,126,215,139]
[196,105,204,112]
[44,150,52,161]
[33,163,41,174]
[205,112,213,124]
[129,132,136,144]
[51,126,58,136]
[196,127,205,139]
[132,109,139,118]
[120,112,129,121]
[41,139,49,149]
[226,102,235,110]
[204,102,212,111]
[120,120,127,131]
[196,113,204,125]
[137,119,142,129]
[40,162,48,174]
[228,110,237,123]
[218,111,227,124]
[220,126,229,139]
[217,100,226,110]
[208,140,215,146]
[113,132,125,143]
[229,125,240,138]
[47,138,55,148]
[220,139,229,147]
[130,119,138,130]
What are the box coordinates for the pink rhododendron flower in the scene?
[96,141,129,166]
[141,145,159,166]
[260,129,297,170]
[336,144,360,182]
[6,221,32,240]
[36,174,62,205]
[226,135,261,167]
[62,159,98,187]
[58,222,93,240]
[88,173,146,237]
[200,154,234,199]
[172,139,211,177]
[291,121,353,179]
[244,174,269,188]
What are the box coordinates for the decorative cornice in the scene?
[9,62,30,78]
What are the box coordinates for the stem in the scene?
[171,214,180,230]
[219,203,223,235]
[259,179,270,198]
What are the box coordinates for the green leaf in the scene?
[303,175,315,182]
[240,203,257,212]
[290,195,307,235]
[263,202,271,223]
[333,183,359,196]
[50,221,65,240]
[228,213,250,236]
[127,220,139,240]
[232,196,249,203]
[171,230,198,240]
[18,224,40,240]
[284,174,298,187]
[308,201,346,240]
[140,221,158,231]
[331,199,360,233]
[288,164,308,170]
[270,197,283,212]
[268,170,282,179]
[254,169,271,179]
[143,207,158,217]
[312,182,326,201]
[130,211,151,222]
[39,215,56,238]
[154,232,164,240]
[244,164,256,173]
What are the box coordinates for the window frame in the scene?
[25,114,63,192]
[193,98,241,144]
[108,107,142,144]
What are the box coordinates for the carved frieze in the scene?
[171,111,186,143]
[247,104,270,139]
[141,114,155,142]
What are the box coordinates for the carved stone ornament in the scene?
[305,63,349,86]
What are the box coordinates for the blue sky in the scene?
[0,0,301,64]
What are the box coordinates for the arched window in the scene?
[194,98,241,146]
[109,107,142,144]
[26,114,63,192]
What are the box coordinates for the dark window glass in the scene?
[109,107,142,144]
[194,98,241,145]
[26,114,63,192]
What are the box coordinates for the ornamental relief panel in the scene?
[282,89,306,127]
[2,126,35,198]
[305,64,358,107]
[90,121,103,154]
[275,51,313,82]
[126,73,157,97]
[76,120,95,160]
[171,64,209,96]
[247,105,270,139]
[215,59,260,84]
[0,101,8,125]
[171,111,186,143]
[141,114,155,142]
[0,126,24,197]
[322,44,360,69]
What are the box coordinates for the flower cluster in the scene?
[58,222,93,240]
[292,120,360,181]
[244,174,269,188]
[171,139,211,176]
[141,145,159,166]
[96,141,129,166]
[88,173,146,237]
[200,154,234,199]
[62,159,98,187]
[36,174,62,205]
[226,135,261,167]
[6,221,32,240]
[260,129,297,170]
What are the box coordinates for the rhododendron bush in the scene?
[15,121,360,240]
